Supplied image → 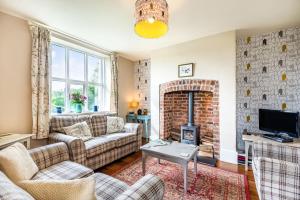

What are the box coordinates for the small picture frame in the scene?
[178,63,194,78]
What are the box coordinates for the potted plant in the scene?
[70,92,87,113]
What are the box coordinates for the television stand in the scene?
[262,134,294,143]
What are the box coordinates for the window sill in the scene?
[51,111,116,117]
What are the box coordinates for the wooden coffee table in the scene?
[141,142,199,194]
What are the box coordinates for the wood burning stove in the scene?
[180,92,216,167]
[180,92,200,145]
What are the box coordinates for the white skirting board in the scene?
[220,148,238,164]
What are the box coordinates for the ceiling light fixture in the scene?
[134,0,169,39]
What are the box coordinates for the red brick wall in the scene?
[160,79,220,157]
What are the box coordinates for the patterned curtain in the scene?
[110,54,119,114]
[29,24,51,139]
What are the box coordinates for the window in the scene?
[50,43,106,114]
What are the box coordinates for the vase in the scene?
[75,103,83,113]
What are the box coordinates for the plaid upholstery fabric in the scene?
[0,171,34,200]
[87,149,117,170]
[94,173,129,200]
[85,137,116,158]
[124,123,143,151]
[49,133,87,165]
[50,114,93,133]
[253,157,300,200]
[253,141,300,200]
[91,114,107,136]
[104,132,137,147]
[75,115,94,135]
[116,142,137,160]
[50,115,78,133]
[32,160,93,180]
[29,142,69,170]
[253,141,300,163]
[115,174,165,200]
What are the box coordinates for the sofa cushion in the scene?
[63,121,93,141]
[0,143,39,183]
[76,115,94,135]
[19,176,96,200]
[107,117,125,134]
[105,132,137,147]
[85,137,116,158]
[90,114,107,136]
[50,115,93,134]
[32,161,93,180]
[94,173,128,200]
[50,115,77,133]
[0,171,34,200]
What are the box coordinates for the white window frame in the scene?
[50,42,106,114]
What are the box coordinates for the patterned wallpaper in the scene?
[236,27,300,152]
[134,59,151,111]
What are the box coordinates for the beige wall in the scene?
[150,31,237,164]
[117,56,136,119]
[0,12,136,134]
[0,12,32,134]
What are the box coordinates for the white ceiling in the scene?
[1,0,300,61]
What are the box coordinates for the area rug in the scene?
[112,157,250,200]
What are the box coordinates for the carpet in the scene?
[112,157,250,200]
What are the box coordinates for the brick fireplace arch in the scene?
[159,79,220,157]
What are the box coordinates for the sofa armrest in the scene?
[48,133,87,165]
[115,174,164,200]
[253,141,300,163]
[254,157,300,200]
[29,142,69,170]
[124,123,143,150]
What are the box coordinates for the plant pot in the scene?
[75,103,83,113]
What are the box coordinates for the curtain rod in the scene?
[28,21,114,56]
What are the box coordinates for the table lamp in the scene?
[128,101,139,114]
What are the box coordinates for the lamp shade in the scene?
[129,101,139,109]
[135,0,168,38]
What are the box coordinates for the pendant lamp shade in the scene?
[134,0,169,39]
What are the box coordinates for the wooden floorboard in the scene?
[97,151,259,200]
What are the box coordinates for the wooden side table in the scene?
[126,114,151,140]
[242,134,300,171]
[0,133,34,150]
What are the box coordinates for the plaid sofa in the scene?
[253,141,300,200]
[48,112,143,170]
[0,142,165,200]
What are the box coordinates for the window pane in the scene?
[51,81,65,113]
[88,85,99,111]
[88,56,101,83]
[70,84,84,111]
[69,50,85,81]
[52,45,65,78]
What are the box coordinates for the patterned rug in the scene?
[112,158,250,200]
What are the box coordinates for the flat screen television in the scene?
[259,109,299,138]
